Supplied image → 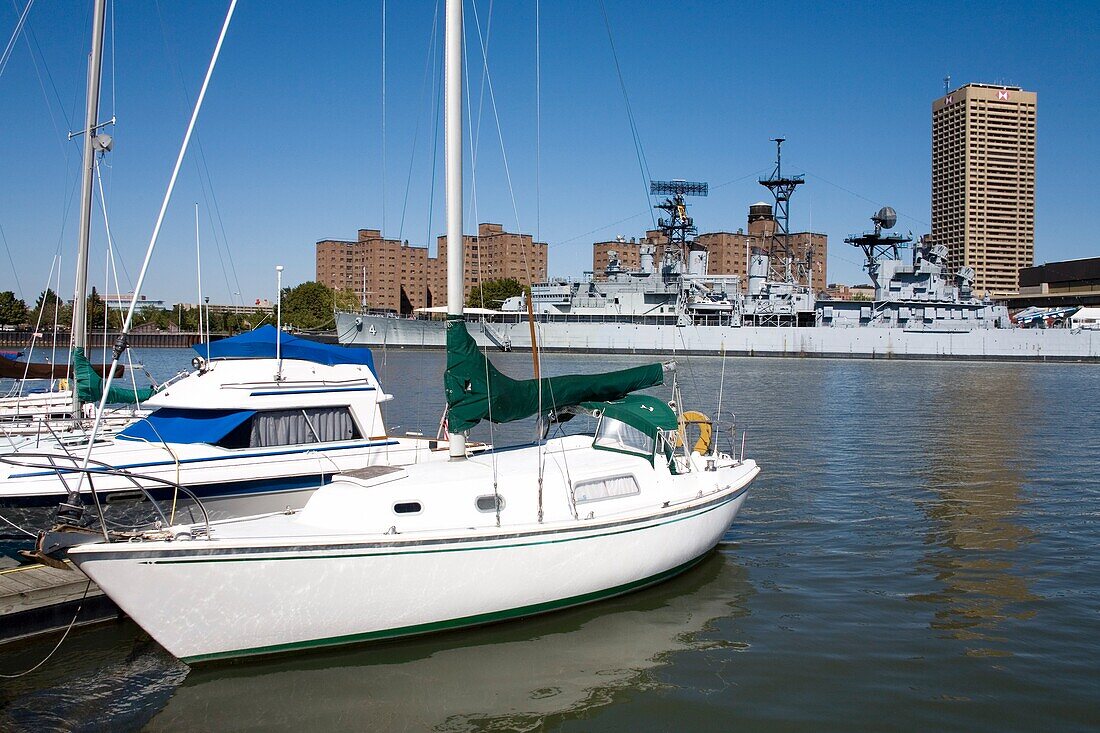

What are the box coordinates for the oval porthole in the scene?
[393,501,422,515]
[475,494,504,513]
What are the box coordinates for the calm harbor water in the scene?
[2,347,1098,731]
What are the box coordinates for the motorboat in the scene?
[0,326,467,552]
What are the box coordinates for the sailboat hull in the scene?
[70,475,752,662]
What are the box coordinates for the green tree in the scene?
[335,287,360,313]
[84,287,122,331]
[281,281,337,330]
[244,309,273,330]
[170,303,203,331]
[466,278,525,309]
[136,304,171,329]
[0,291,28,326]
[30,288,70,330]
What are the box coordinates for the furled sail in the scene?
[0,352,122,380]
[444,318,666,432]
[73,348,157,404]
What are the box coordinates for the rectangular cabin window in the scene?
[216,407,362,449]
[574,474,640,504]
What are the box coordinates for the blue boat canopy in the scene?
[196,325,375,374]
[118,408,255,444]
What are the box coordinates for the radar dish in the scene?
[873,206,897,230]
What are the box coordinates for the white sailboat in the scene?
[64,0,759,663]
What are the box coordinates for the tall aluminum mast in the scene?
[70,0,110,419]
[445,0,465,459]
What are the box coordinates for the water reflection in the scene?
[143,553,752,732]
[910,365,1039,655]
[0,628,186,731]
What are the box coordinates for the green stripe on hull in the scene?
[182,551,712,664]
[152,489,744,566]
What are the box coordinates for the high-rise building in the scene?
[316,223,547,314]
[932,83,1036,296]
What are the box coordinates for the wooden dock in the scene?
[0,562,120,643]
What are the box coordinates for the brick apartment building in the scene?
[316,223,547,314]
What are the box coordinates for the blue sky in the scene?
[1,0,1096,307]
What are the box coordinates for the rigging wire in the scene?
[153,0,242,306]
[533,0,547,491]
[467,0,521,233]
[397,0,441,244]
[70,0,238,500]
[12,5,63,160]
[49,252,62,391]
[8,0,86,307]
[424,26,443,272]
[0,222,22,299]
[109,0,115,116]
[95,157,143,403]
[534,0,541,248]
[554,168,770,247]
[802,169,930,229]
[596,0,654,229]
[12,254,58,401]
[462,2,499,511]
[195,144,242,304]
[380,0,386,236]
[0,0,32,80]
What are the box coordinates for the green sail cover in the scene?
[73,347,158,405]
[444,318,665,433]
[579,394,679,441]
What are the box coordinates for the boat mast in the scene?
[445,0,465,460]
[70,0,108,419]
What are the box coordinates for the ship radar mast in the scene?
[650,179,708,275]
[844,206,913,297]
[758,138,807,285]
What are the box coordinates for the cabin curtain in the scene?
[249,408,358,447]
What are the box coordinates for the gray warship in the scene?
[337,156,1096,362]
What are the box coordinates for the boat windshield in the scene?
[593,417,654,457]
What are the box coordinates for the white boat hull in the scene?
[70,473,751,662]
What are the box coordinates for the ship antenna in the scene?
[759,138,806,285]
[649,179,707,275]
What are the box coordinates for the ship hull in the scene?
[336,312,1100,362]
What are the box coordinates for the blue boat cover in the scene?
[118,408,255,444]
[195,325,375,374]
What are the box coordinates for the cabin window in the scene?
[476,494,504,512]
[593,417,653,456]
[393,501,422,515]
[574,474,640,504]
[215,407,362,449]
[249,407,360,447]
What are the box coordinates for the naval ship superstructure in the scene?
[337,167,1096,361]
